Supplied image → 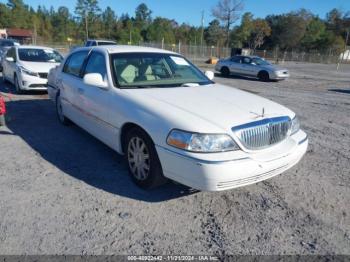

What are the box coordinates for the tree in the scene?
[301,17,326,50]
[204,19,225,46]
[249,19,271,50]
[231,12,254,47]
[75,0,101,40]
[135,3,152,23]
[102,6,116,39]
[212,0,244,47]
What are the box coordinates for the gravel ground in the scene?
[0,62,349,255]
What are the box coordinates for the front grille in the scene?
[29,84,48,88]
[38,73,48,79]
[232,116,291,150]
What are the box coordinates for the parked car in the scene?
[0,94,6,126]
[85,39,117,47]
[215,55,290,81]
[2,45,63,93]
[48,45,307,191]
[0,39,20,72]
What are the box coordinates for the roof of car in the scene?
[73,45,177,55]
[87,39,116,43]
[15,45,55,50]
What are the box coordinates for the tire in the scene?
[0,115,5,126]
[220,67,230,77]
[56,93,70,125]
[125,128,167,189]
[14,74,22,94]
[258,71,270,82]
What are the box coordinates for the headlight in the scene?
[167,129,240,152]
[19,66,38,77]
[291,116,300,135]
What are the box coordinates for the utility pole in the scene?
[200,10,204,47]
[85,9,89,40]
[200,10,204,57]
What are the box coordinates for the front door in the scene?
[77,51,119,150]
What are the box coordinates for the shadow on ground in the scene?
[328,88,350,95]
[4,98,197,202]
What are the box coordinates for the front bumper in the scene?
[156,130,308,191]
[270,71,290,80]
[18,73,48,91]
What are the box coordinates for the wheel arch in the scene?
[119,122,155,154]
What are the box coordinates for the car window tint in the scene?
[243,57,251,64]
[231,56,241,63]
[63,51,88,77]
[84,52,107,80]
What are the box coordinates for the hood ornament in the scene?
[250,107,266,119]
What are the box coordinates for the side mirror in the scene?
[83,73,108,89]
[204,70,214,80]
[6,57,14,62]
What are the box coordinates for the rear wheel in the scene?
[125,128,167,189]
[220,67,230,77]
[258,71,270,82]
[56,93,70,125]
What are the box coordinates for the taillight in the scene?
[0,96,6,115]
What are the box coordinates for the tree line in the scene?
[0,0,349,53]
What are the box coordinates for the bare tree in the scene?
[212,0,244,47]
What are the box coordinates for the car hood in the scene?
[124,84,295,131]
[19,61,60,73]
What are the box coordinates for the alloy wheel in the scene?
[127,136,150,181]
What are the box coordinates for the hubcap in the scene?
[127,136,150,181]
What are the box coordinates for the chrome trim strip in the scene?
[61,97,120,130]
[298,135,308,145]
[156,145,249,164]
[232,116,291,132]
[232,116,292,150]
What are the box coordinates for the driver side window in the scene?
[243,57,252,64]
[83,52,107,81]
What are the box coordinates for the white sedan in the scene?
[48,45,308,191]
[2,45,63,93]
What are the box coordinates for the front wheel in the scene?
[258,71,270,82]
[125,128,167,189]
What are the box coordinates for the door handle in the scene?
[78,88,84,94]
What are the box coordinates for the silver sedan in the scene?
[215,55,289,81]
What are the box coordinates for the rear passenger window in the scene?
[63,51,88,77]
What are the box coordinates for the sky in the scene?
[2,0,350,26]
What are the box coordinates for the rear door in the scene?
[228,56,243,74]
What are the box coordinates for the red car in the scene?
[0,94,6,126]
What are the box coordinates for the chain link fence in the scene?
[38,41,350,65]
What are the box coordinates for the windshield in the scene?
[18,48,63,63]
[252,57,270,66]
[111,52,212,88]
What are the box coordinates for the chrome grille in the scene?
[232,116,291,150]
